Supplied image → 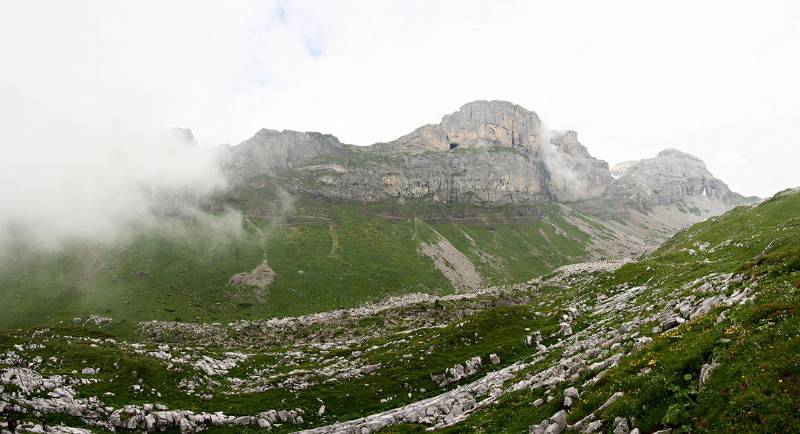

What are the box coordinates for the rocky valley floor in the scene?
[2,190,799,433]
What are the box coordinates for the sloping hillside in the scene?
[0,188,619,328]
[1,189,796,433]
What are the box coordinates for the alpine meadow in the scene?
[1,2,799,434]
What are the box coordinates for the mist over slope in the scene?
[0,125,229,249]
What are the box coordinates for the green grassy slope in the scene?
[0,190,797,433]
[0,178,597,328]
[0,217,266,327]
[407,189,800,433]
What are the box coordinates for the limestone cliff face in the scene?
[312,149,554,204]
[220,101,752,209]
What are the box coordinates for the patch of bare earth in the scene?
[419,239,482,291]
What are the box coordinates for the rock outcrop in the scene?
[228,260,276,290]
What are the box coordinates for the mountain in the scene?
[0,100,792,433]
[0,101,757,330]
[1,186,797,433]
[218,100,755,269]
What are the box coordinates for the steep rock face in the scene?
[311,149,553,204]
[360,102,615,203]
[610,149,747,208]
[293,131,611,204]
[374,100,545,153]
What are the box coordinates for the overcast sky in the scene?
[2,0,799,198]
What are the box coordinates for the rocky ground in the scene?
[0,266,780,433]
[2,190,798,433]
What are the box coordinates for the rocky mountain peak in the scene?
[656,148,703,160]
[440,100,544,148]
[610,148,746,209]
[613,148,712,181]
[250,128,342,145]
[221,128,344,176]
[376,100,545,153]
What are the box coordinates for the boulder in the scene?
[544,410,567,434]
[613,417,629,434]
[583,420,603,433]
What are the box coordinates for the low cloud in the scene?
[0,123,230,249]
[539,128,591,201]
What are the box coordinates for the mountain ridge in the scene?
[220,100,755,211]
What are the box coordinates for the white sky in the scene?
[2,0,800,198]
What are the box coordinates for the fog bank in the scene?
[0,122,228,248]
